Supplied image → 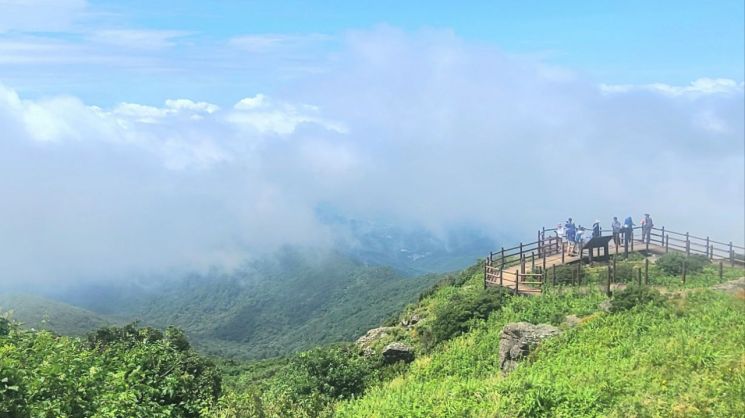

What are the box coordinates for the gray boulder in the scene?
[400,313,422,329]
[564,315,581,328]
[355,326,396,347]
[499,322,561,373]
[382,342,415,363]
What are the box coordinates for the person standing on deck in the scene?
[641,213,654,244]
[623,216,634,245]
[611,217,621,246]
[556,223,566,251]
[574,226,586,256]
[566,218,576,244]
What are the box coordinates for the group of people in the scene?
[554,213,655,255]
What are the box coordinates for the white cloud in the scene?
[234,94,267,110]
[228,94,347,135]
[0,0,86,33]
[89,29,191,50]
[601,77,745,96]
[0,29,742,287]
[228,33,332,53]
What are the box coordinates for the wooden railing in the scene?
[484,224,744,294]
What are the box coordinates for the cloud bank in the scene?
[0,28,743,286]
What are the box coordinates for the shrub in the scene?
[0,317,9,336]
[430,288,506,343]
[656,253,709,276]
[1,323,221,417]
[610,286,667,313]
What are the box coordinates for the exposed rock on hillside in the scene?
[400,313,422,329]
[499,322,561,373]
[382,342,415,363]
[356,326,398,355]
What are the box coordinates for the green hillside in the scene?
[214,254,745,417]
[2,253,743,417]
[0,293,111,336]
[51,248,443,359]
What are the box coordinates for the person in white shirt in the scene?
[611,217,621,246]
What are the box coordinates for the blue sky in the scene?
[0,1,743,284]
[0,0,743,105]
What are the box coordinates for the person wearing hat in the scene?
[641,213,654,244]
[592,220,601,238]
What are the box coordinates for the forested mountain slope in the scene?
[49,248,443,359]
[0,293,111,336]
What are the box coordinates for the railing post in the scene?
[682,260,687,285]
[660,226,665,246]
[709,244,714,260]
[561,242,565,264]
[624,230,629,258]
[483,260,487,289]
[730,242,735,267]
[644,258,649,285]
[606,264,612,297]
[538,230,542,257]
[531,252,536,271]
[719,261,723,282]
[519,242,523,264]
[515,270,519,294]
[665,235,669,253]
[500,268,503,288]
[685,232,690,256]
[637,268,642,286]
[542,249,547,272]
[501,247,505,266]
[552,264,556,286]
[705,237,710,259]
[521,255,526,275]
[612,256,617,283]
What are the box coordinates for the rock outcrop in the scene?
[400,313,422,329]
[356,327,396,347]
[499,322,561,373]
[382,342,415,364]
[356,326,397,356]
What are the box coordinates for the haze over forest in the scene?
[0,1,743,290]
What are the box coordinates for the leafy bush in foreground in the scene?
[609,286,666,313]
[429,287,506,344]
[656,252,709,276]
[0,322,220,417]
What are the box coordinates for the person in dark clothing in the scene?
[592,220,601,238]
[623,216,634,245]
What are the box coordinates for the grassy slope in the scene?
[0,293,111,336]
[336,263,745,417]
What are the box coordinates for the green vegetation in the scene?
[0,293,111,336]
[656,252,710,276]
[3,250,743,417]
[428,287,505,345]
[336,288,745,417]
[0,323,220,417]
[607,286,667,313]
[13,249,441,360]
